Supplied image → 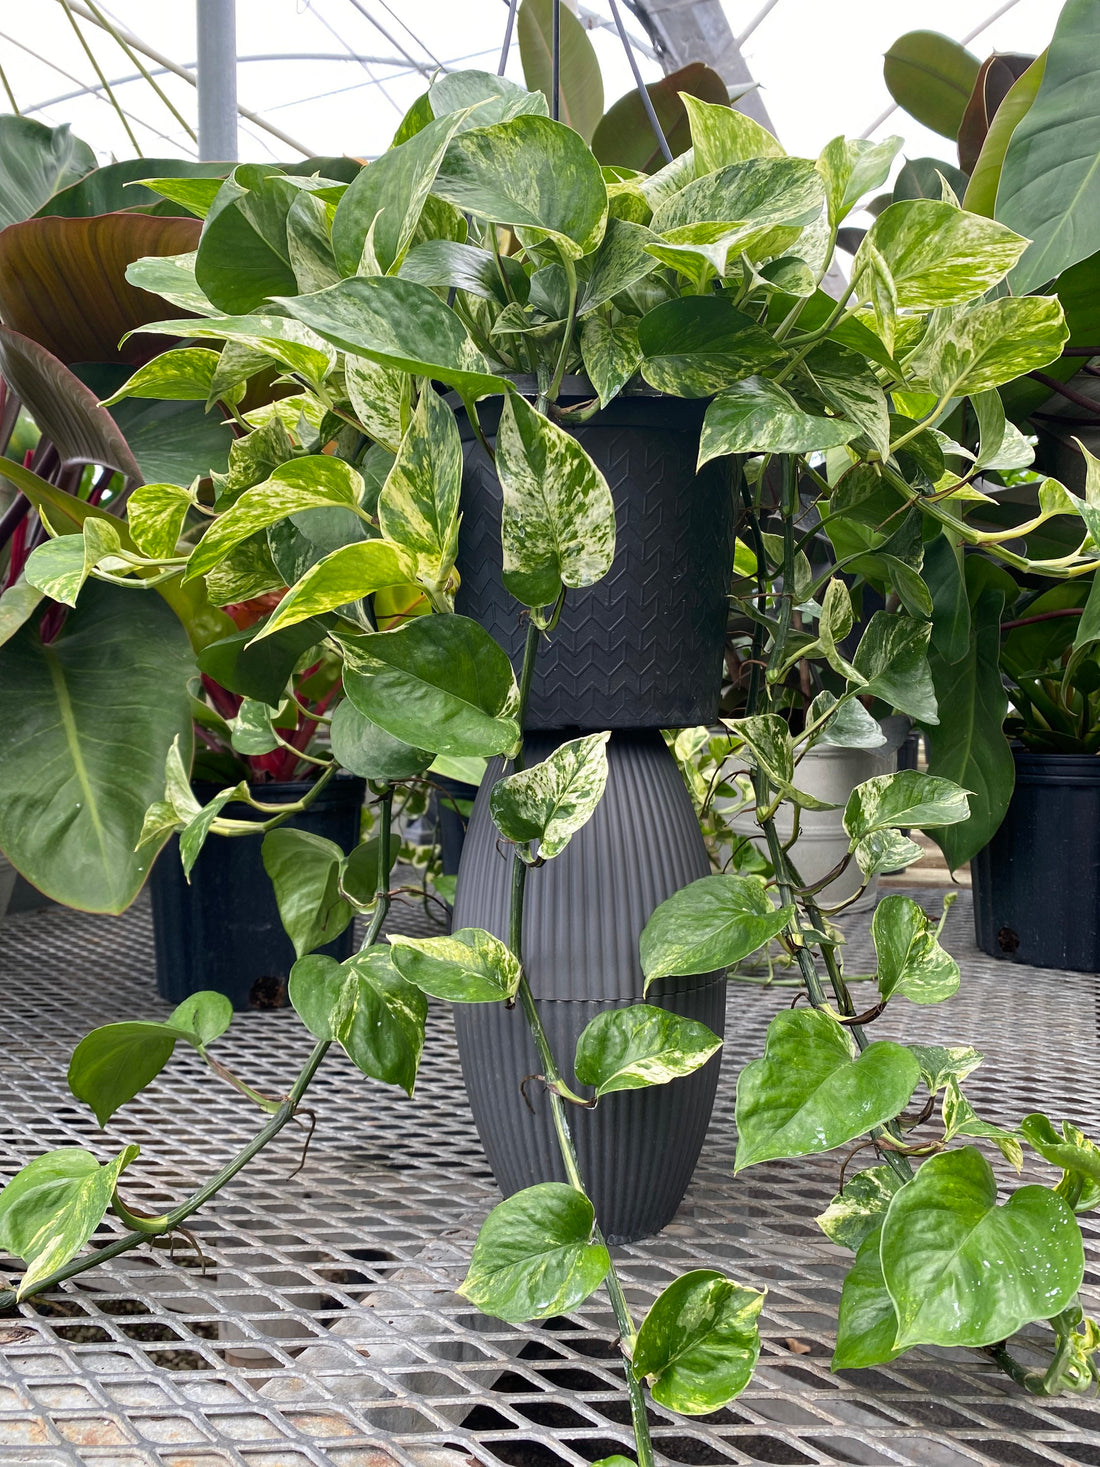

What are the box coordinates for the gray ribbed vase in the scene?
[451,730,725,1244]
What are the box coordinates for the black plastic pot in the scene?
[454,379,736,731]
[435,776,479,877]
[149,774,366,1010]
[972,748,1100,972]
[451,729,725,1244]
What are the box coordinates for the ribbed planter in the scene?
[973,748,1100,972]
[149,774,365,1010]
[451,730,725,1244]
[454,378,736,731]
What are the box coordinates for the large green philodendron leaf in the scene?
[699,377,857,464]
[289,949,427,1095]
[872,894,959,1004]
[923,587,1014,871]
[0,1144,140,1298]
[851,200,1028,312]
[640,874,794,989]
[494,394,616,608]
[592,63,728,175]
[832,1226,904,1370]
[907,296,1068,398]
[331,112,468,276]
[734,1009,920,1172]
[489,732,610,860]
[67,993,232,1127]
[277,276,511,403]
[574,1004,722,1098]
[389,927,521,1003]
[433,113,607,258]
[378,387,462,593]
[518,0,603,143]
[637,296,785,398]
[0,117,95,227]
[341,614,520,757]
[0,581,194,914]
[460,1182,610,1322]
[633,1271,764,1415]
[882,31,980,140]
[880,1146,1084,1349]
[996,0,1100,294]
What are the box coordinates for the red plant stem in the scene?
[1001,608,1084,631]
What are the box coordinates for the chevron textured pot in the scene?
[454,378,736,731]
[451,730,726,1244]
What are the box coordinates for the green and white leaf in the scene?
[388,927,521,1003]
[817,1166,905,1252]
[633,1271,764,1415]
[378,387,462,592]
[872,894,960,1005]
[573,1004,722,1097]
[640,874,794,990]
[489,731,609,860]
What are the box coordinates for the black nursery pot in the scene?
[452,729,725,1244]
[972,749,1100,972]
[149,774,366,1011]
[454,378,736,731]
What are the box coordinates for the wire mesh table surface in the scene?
[0,884,1097,1467]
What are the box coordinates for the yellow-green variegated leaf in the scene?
[185,457,364,581]
[652,156,823,238]
[131,314,335,390]
[378,387,462,592]
[99,348,227,406]
[683,94,784,171]
[633,1271,763,1415]
[852,200,1028,312]
[640,873,794,987]
[699,377,857,464]
[433,113,607,259]
[638,296,785,398]
[344,356,409,453]
[250,540,415,641]
[816,135,903,228]
[127,482,194,559]
[872,893,960,1004]
[490,731,610,860]
[496,394,616,608]
[24,518,123,608]
[389,926,521,1002]
[578,316,641,407]
[574,1004,722,1097]
[906,296,1068,398]
[576,216,660,314]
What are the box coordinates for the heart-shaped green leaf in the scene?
[251,541,415,641]
[699,377,858,464]
[833,1226,904,1369]
[907,295,1067,398]
[341,614,519,758]
[881,1147,1084,1349]
[489,731,609,860]
[852,200,1027,313]
[850,613,937,724]
[197,617,326,705]
[277,276,511,403]
[908,1044,983,1096]
[817,1166,904,1253]
[734,1009,919,1171]
[289,950,426,1095]
[389,927,521,1003]
[640,874,793,989]
[0,1144,140,1297]
[843,771,970,847]
[460,1182,610,1322]
[262,828,352,958]
[496,394,616,609]
[816,135,902,228]
[684,94,785,171]
[633,1270,764,1414]
[638,296,785,398]
[328,699,433,781]
[573,1004,721,1098]
[378,387,462,593]
[872,894,959,1005]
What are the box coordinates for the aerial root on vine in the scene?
[838,1000,887,1026]
[287,1109,317,1179]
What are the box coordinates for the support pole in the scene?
[196,0,238,162]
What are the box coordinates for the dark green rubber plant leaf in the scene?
[633,1270,764,1414]
[592,62,729,174]
[67,993,232,1126]
[340,614,519,758]
[460,1182,610,1322]
[0,580,194,914]
[388,927,521,1003]
[573,1005,721,1098]
[518,0,603,142]
[963,52,1047,218]
[882,31,980,140]
[0,1145,140,1298]
[734,1009,920,1172]
[289,949,427,1095]
[880,1146,1084,1349]
[0,116,95,226]
[640,874,793,990]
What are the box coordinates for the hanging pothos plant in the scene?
[4,63,1100,1466]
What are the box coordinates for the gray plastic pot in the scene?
[451,729,725,1244]
[454,378,736,731]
